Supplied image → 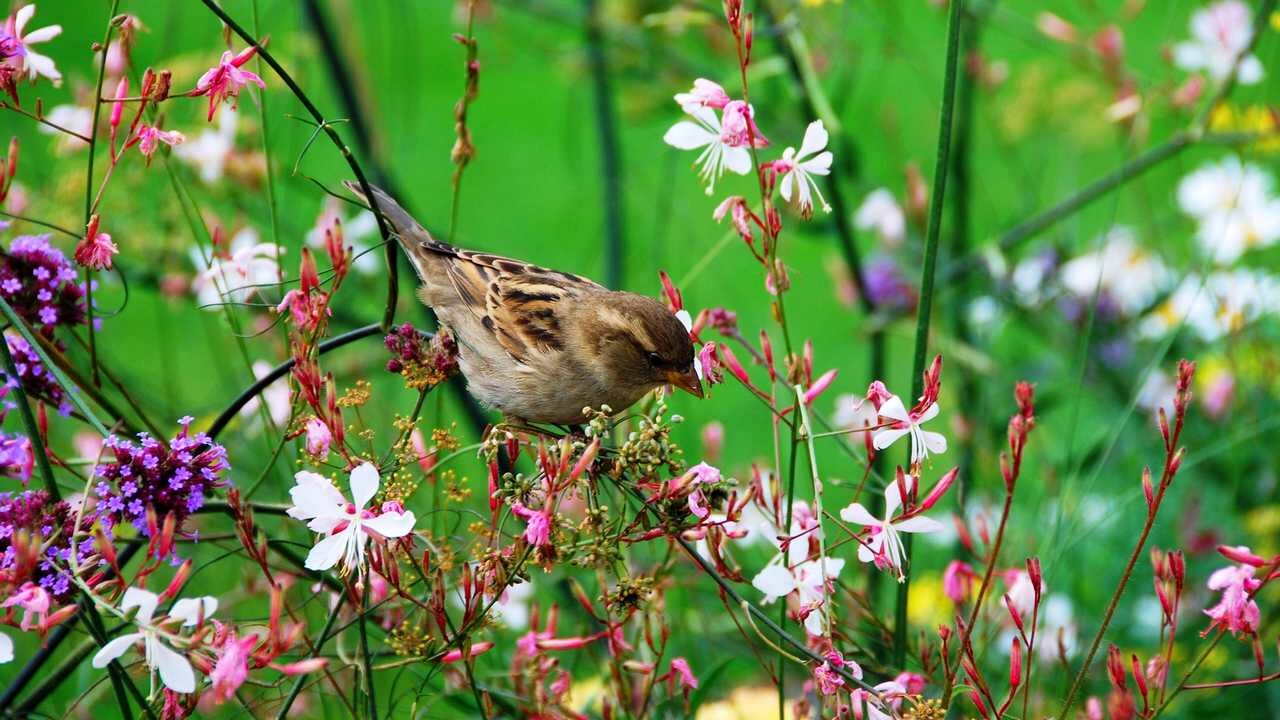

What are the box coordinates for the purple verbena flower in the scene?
[0,235,87,341]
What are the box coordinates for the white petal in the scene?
[663,121,715,150]
[883,478,908,517]
[23,25,61,43]
[803,608,826,636]
[152,641,196,693]
[917,403,940,423]
[871,426,910,451]
[362,511,416,539]
[14,5,34,34]
[752,564,797,601]
[895,515,944,534]
[878,395,909,422]
[287,471,347,533]
[1237,56,1263,85]
[349,463,381,509]
[857,535,883,563]
[820,557,845,579]
[921,430,948,455]
[121,587,159,624]
[838,503,877,526]
[674,309,693,333]
[723,146,753,175]
[92,633,141,668]
[797,120,828,159]
[779,171,794,202]
[0,631,11,663]
[801,151,833,176]
[169,597,218,626]
[304,531,349,571]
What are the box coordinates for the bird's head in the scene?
[579,293,702,400]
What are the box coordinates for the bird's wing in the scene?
[433,248,604,364]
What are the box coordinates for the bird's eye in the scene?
[646,352,662,367]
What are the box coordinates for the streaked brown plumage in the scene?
[345,182,702,425]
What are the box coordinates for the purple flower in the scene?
[93,418,230,558]
[3,334,73,415]
[0,490,81,602]
[861,257,917,314]
[0,235,87,341]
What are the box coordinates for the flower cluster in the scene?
[383,323,459,390]
[3,334,71,415]
[0,235,86,339]
[93,417,230,544]
[0,489,81,600]
[1,4,62,94]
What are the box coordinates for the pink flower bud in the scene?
[304,417,332,457]
[919,467,959,511]
[1217,545,1265,567]
[803,369,838,406]
[1035,11,1078,43]
[1009,636,1022,687]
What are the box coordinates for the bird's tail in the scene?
[342,180,444,250]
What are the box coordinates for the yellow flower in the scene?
[1244,506,1280,558]
[908,574,952,629]
[1208,104,1280,153]
[697,686,798,720]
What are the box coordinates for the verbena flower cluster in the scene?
[93,417,230,543]
[0,489,81,600]
[3,334,71,415]
[0,235,86,339]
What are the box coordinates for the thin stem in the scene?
[0,210,82,238]
[359,586,379,719]
[0,101,94,142]
[895,0,965,668]
[275,594,346,720]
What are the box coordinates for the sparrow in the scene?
[345,182,703,425]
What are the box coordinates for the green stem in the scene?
[895,0,965,669]
[275,594,346,720]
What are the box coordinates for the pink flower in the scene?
[208,631,258,703]
[303,417,331,457]
[943,560,976,603]
[74,215,118,270]
[893,671,927,695]
[190,46,266,121]
[713,195,755,242]
[2,582,50,630]
[803,368,838,406]
[657,656,699,695]
[674,79,730,110]
[664,99,765,194]
[1203,560,1261,637]
[133,125,185,161]
[813,650,860,695]
[511,502,551,546]
[4,5,62,85]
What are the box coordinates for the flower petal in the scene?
[152,639,196,693]
[871,427,910,451]
[121,587,159,624]
[752,564,797,601]
[838,503,877,526]
[724,146,753,175]
[0,631,12,663]
[921,430,948,455]
[878,395,909,423]
[91,633,142,668]
[169,596,218,626]
[895,515,944,534]
[304,531,349,571]
[797,120,828,160]
[286,471,346,522]
[663,121,715,150]
[362,511,417,539]
[348,463,381,509]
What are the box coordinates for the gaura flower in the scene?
[664,100,765,194]
[0,630,10,663]
[1058,227,1170,315]
[839,476,943,581]
[286,463,416,575]
[511,502,552,546]
[849,681,907,720]
[91,587,217,694]
[208,630,258,703]
[4,5,62,85]
[1203,556,1261,637]
[2,581,49,630]
[303,417,331,458]
[774,120,833,217]
[190,227,283,308]
[854,188,906,246]
[1176,157,1280,264]
[189,46,266,121]
[872,394,947,465]
[674,78,730,111]
[1173,0,1264,85]
[131,124,185,162]
[74,215,118,271]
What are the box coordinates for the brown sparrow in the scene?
[345,182,703,425]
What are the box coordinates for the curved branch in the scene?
[205,323,383,439]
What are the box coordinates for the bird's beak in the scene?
[666,368,704,399]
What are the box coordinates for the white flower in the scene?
[1058,227,1169,315]
[663,104,753,194]
[1136,369,1177,423]
[871,394,947,465]
[1173,0,1263,85]
[174,108,238,183]
[36,105,92,154]
[191,227,284,309]
[287,463,416,575]
[91,587,216,694]
[6,5,63,85]
[854,188,905,246]
[751,556,845,636]
[776,120,833,217]
[839,476,943,581]
[0,630,11,663]
[833,393,877,432]
[306,197,380,274]
[1141,269,1280,341]
[1177,157,1280,264]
